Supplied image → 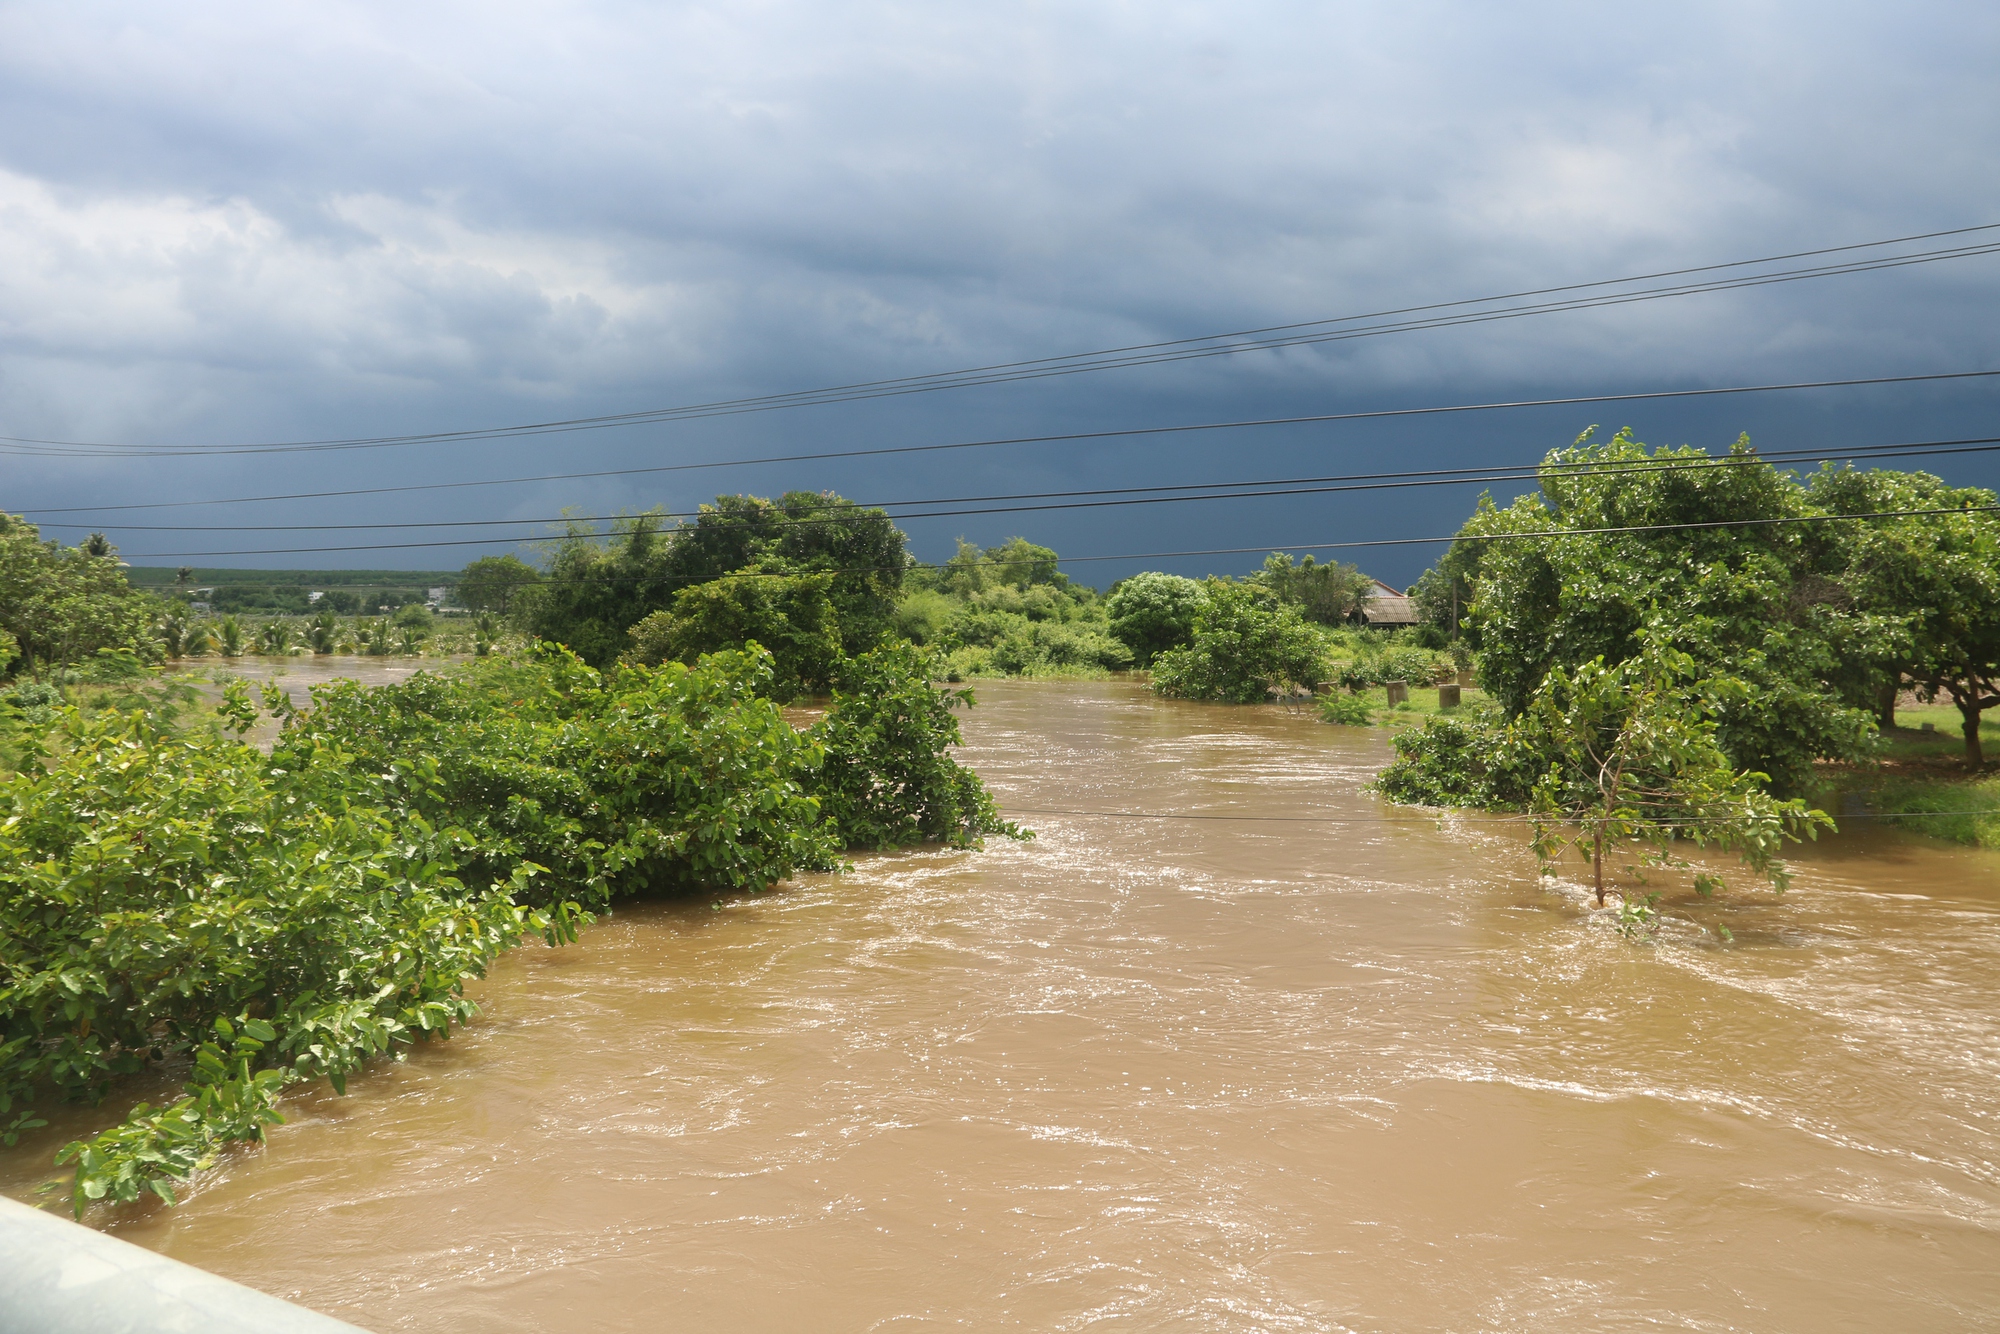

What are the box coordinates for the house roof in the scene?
[1361,578,1418,625]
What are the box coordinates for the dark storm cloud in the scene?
[2,1,1998,584]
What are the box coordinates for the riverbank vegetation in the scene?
[1377,430,2000,891]
[0,509,1025,1214]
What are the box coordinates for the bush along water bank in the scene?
[2,643,1021,1215]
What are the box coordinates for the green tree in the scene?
[455,554,542,614]
[627,572,844,700]
[1105,572,1207,666]
[521,495,911,667]
[1376,640,1832,924]
[1150,582,1326,703]
[1447,429,1876,792]
[1514,644,1831,914]
[1807,465,2000,765]
[0,515,160,674]
[807,642,1023,849]
[656,492,908,652]
[1257,553,1374,625]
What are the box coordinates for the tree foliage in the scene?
[900,540,1130,679]
[626,572,844,700]
[6,641,1019,1213]
[0,691,584,1214]
[0,515,159,675]
[1440,430,1878,791]
[1256,552,1374,625]
[1376,640,1831,923]
[455,554,542,613]
[518,493,908,667]
[809,642,1024,849]
[1150,582,1327,703]
[1104,572,1206,666]
[1808,465,2000,765]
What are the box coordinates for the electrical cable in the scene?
[6,225,1999,459]
[111,498,2000,562]
[34,433,2000,535]
[18,368,2000,517]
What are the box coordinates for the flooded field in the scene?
[6,679,1998,1331]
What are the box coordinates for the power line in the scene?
[112,499,2000,562]
[38,434,2000,536]
[19,368,2000,517]
[7,225,1999,459]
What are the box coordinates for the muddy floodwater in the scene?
[9,679,2000,1330]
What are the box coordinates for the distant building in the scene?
[1361,577,1418,627]
[307,590,324,603]
[428,587,447,602]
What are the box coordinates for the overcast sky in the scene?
[4,1,1999,586]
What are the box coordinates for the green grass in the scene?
[1317,684,1488,727]
[1876,701,2000,764]
[1854,774,2000,848]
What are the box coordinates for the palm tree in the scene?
[308,610,340,655]
[258,621,292,655]
[217,616,245,657]
[82,533,113,558]
[157,612,187,659]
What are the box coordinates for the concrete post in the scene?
[1437,683,1461,710]
[1384,680,1409,705]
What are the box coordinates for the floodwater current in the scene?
[7,678,2000,1330]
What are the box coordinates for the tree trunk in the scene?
[1877,678,1898,730]
[1962,699,1986,768]
[1593,829,1605,906]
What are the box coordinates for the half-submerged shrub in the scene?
[809,642,1025,849]
[1150,584,1326,703]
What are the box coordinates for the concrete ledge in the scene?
[0,1194,372,1334]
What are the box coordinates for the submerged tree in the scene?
[1510,641,1830,922]
[1437,429,1878,792]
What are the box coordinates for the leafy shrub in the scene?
[1,696,581,1214]
[626,572,843,699]
[1381,646,1454,686]
[1371,711,1513,806]
[1150,584,1326,703]
[1106,572,1207,665]
[986,621,1132,675]
[1318,692,1374,726]
[10,642,1021,1214]
[277,645,842,907]
[809,642,1025,849]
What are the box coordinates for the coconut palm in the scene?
[157,612,188,659]
[217,616,245,657]
[307,610,340,655]
[258,621,292,655]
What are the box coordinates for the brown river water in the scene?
[7,676,2000,1331]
